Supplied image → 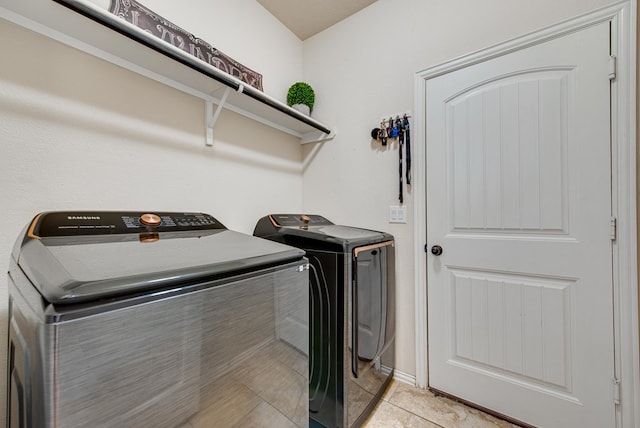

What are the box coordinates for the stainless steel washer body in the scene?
[7,211,309,428]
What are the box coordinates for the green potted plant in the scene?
[287,82,315,115]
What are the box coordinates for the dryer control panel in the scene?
[28,211,225,238]
[268,214,334,227]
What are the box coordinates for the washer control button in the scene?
[140,213,162,227]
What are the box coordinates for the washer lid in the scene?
[308,225,387,241]
[16,212,305,304]
[264,214,388,243]
[263,215,390,248]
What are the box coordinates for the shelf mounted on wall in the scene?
[202,81,335,146]
[0,0,335,146]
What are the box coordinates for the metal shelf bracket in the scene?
[205,85,244,146]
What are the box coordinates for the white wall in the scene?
[0,0,629,423]
[0,0,303,422]
[302,0,618,377]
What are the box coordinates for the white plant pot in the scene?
[292,104,311,115]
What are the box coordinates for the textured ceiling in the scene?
[256,0,377,40]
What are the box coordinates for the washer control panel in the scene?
[29,211,225,238]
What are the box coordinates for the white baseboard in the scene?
[393,369,417,387]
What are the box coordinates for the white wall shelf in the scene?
[0,0,335,145]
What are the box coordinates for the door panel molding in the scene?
[448,268,574,391]
[445,69,571,234]
[413,2,637,427]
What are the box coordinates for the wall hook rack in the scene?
[379,112,412,129]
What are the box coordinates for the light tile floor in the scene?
[179,340,308,428]
[363,380,522,428]
[174,336,521,428]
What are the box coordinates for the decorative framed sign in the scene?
[109,0,263,91]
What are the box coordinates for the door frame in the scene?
[412,2,638,427]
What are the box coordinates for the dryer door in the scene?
[352,240,395,376]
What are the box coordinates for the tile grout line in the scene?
[380,381,448,428]
[384,400,448,428]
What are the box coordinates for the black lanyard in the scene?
[395,115,411,203]
[396,117,404,203]
[403,115,411,185]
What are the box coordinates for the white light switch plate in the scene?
[389,206,407,223]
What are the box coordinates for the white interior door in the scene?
[426,22,615,428]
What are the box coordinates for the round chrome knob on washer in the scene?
[140,213,162,226]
